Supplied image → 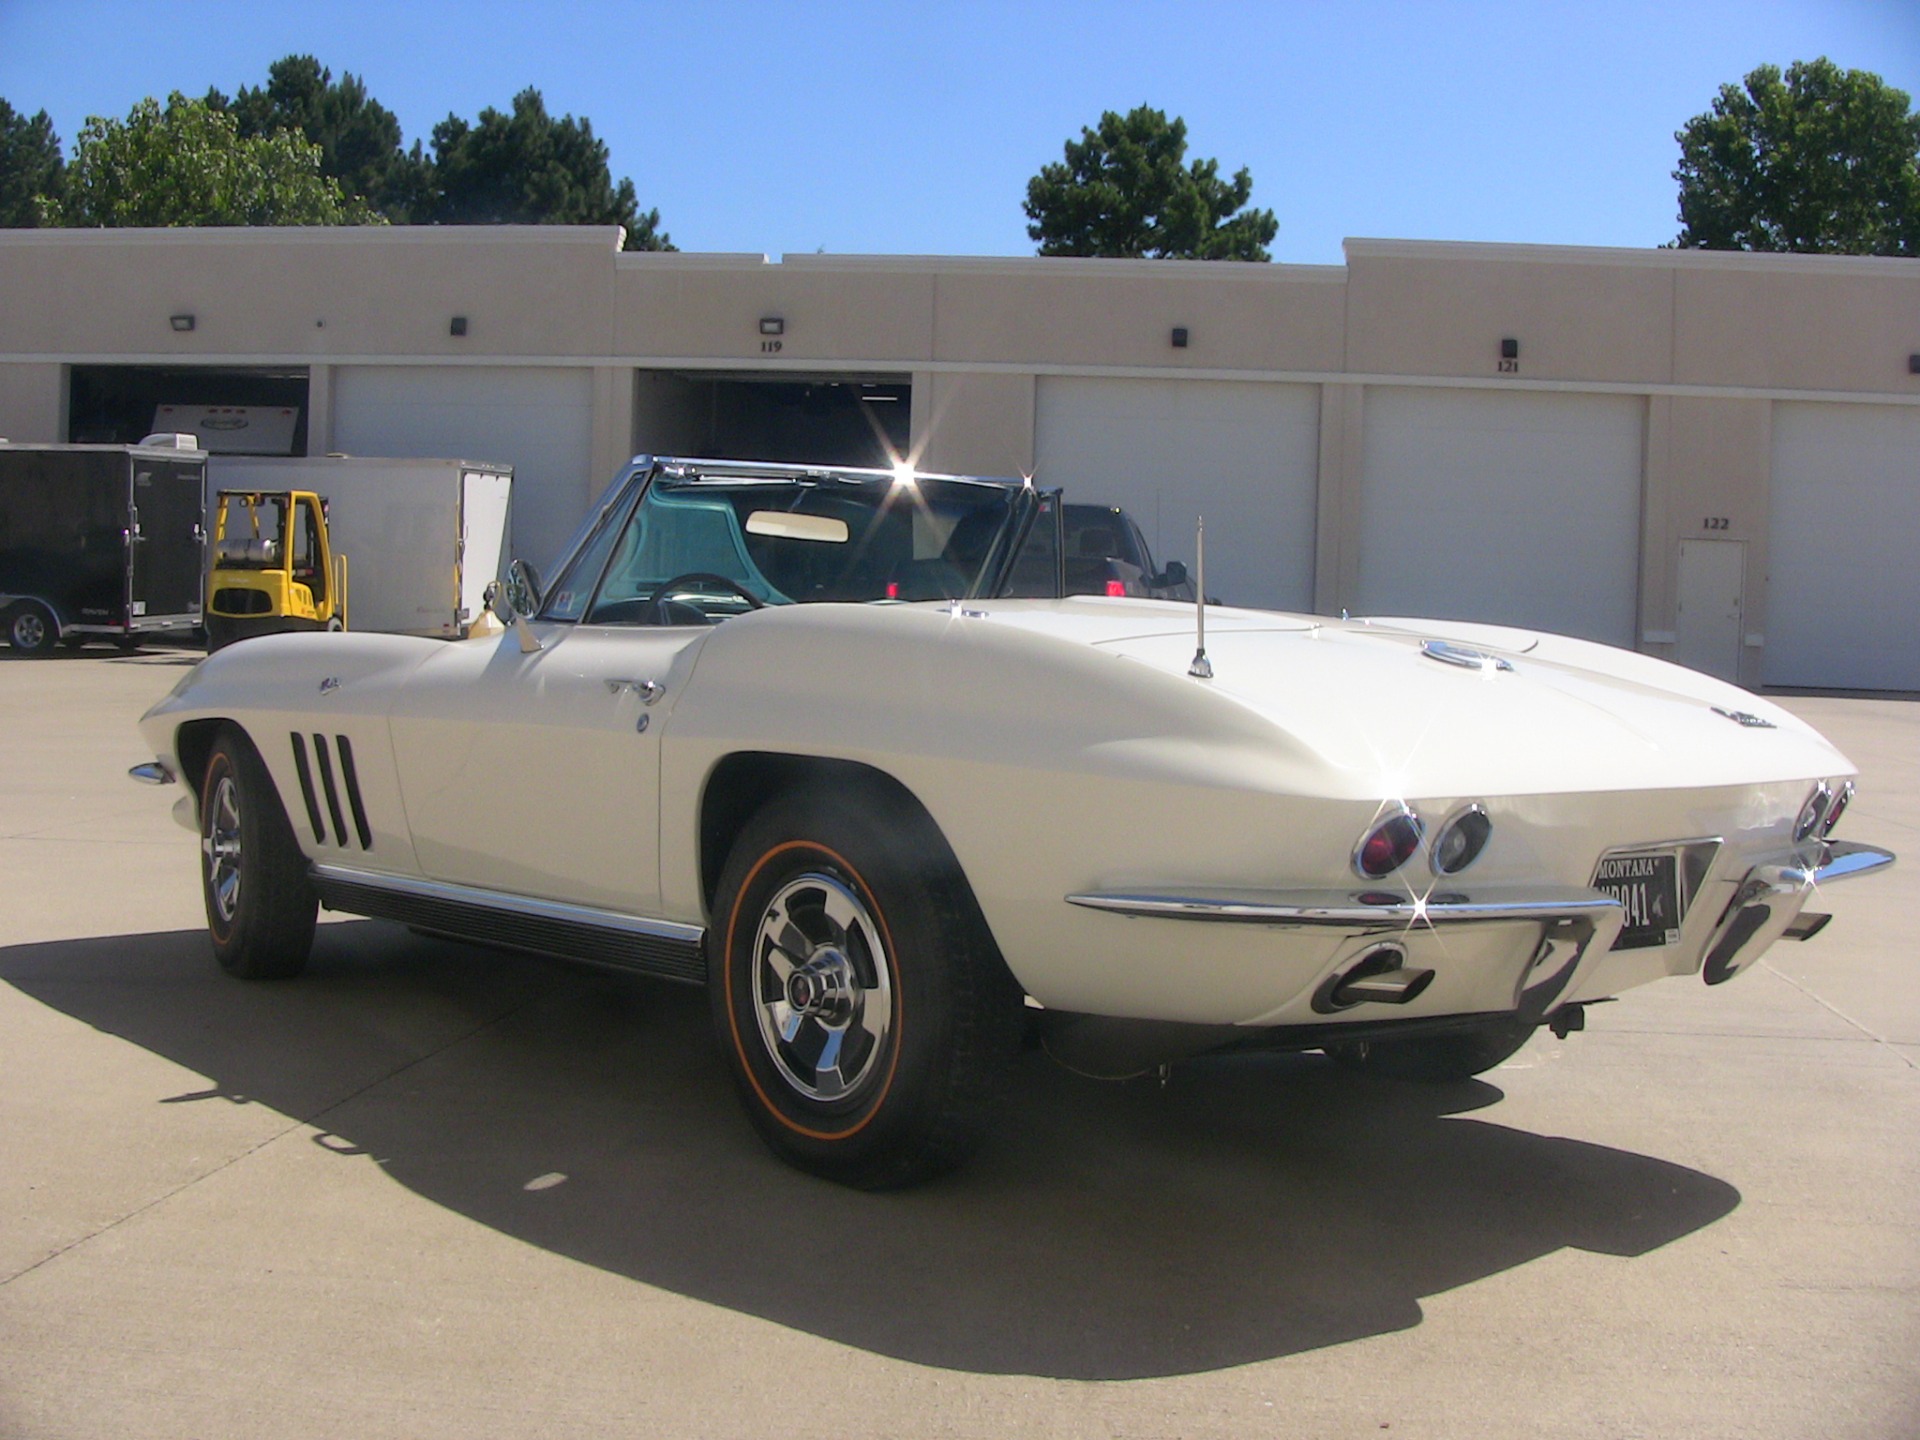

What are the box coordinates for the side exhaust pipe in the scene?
[1313,943,1436,1014]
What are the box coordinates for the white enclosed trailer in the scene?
[205,456,511,638]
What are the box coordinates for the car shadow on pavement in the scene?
[2,921,1742,1381]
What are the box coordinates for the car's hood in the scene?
[974,598,1851,795]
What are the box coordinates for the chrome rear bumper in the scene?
[1066,837,1896,1012]
[1702,840,1895,985]
[1067,883,1628,1025]
[1064,884,1625,931]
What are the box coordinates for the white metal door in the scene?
[387,625,702,915]
[1765,402,1920,690]
[1033,377,1320,612]
[332,366,593,575]
[459,469,514,624]
[1356,387,1645,645]
[1675,539,1744,681]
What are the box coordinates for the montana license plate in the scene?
[1594,851,1683,950]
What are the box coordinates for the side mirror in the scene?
[483,579,512,625]
[486,559,545,653]
[1153,560,1188,588]
[506,558,543,616]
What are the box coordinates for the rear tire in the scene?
[200,729,316,979]
[711,785,1021,1188]
[6,602,56,656]
[1327,1017,1538,1082]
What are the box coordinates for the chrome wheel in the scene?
[202,773,243,925]
[197,730,315,979]
[713,787,1024,1187]
[750,871,894,1103]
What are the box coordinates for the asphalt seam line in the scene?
[1760,958,1916,1071]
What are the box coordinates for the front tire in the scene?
[711,786,1021,1189]
[1327,1016,1538,1082]
[200,730,317,979]
[6,602,56,656]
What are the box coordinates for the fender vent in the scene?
[290,732,373,850]
[334,735,373,850]
[290,734,326,844]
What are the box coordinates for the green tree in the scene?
[1674,58,1920,256]
[44,93,382,228]
[210,55,429,220]
[426,88,672,250]
[1025,105,1276,261]
[0,99,65,227]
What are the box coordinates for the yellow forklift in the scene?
[205,489,348,650]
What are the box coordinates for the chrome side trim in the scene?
[128,761,176,786]
[1065,886,1625,929]
[310,864,705,944]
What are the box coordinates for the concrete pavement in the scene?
[1,649,1914,1439]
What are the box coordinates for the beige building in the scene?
[2,226,1917,689]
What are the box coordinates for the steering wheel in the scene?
[644,572,766,625]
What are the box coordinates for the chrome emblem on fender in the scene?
[318,676,341,695]
[1711,706,1775,729]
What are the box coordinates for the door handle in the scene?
[605,678,664,704]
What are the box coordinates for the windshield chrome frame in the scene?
[535,456,1047,623]
[980,483,1064,600]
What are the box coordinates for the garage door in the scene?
[1766,402,1920,691]
[332,366,595,573]
[1356,387,1644,646]
[1034,377,1320,612]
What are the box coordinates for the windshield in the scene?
[543,465,1038,624]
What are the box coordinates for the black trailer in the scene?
[0,441,207,655]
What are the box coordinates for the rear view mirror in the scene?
[746,511,849,543]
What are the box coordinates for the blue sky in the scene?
[3,1,1916,263]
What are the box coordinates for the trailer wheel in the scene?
[5,602,56,657]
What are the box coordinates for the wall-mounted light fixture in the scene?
[759,316,785,336]
[1171,327,1190,349]
[1500,337,1519,360]
[169,314,195,333]
[449,316,468,337]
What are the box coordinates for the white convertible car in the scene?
[133,456,1895,1187]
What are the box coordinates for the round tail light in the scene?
[1431,806,1493,875]
[1793,783,1831,843]
[1354,809,1423,879]
[1820,781,1853,836]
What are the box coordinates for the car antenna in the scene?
[1188,516,1212,680]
